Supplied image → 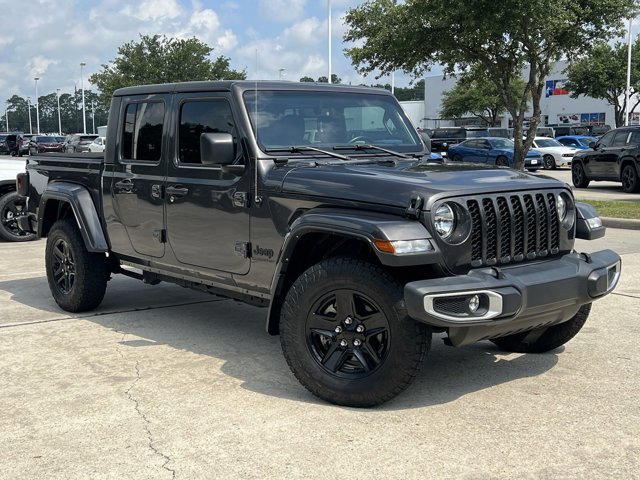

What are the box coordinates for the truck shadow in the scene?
[0,275,559,410]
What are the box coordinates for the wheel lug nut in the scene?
[340,339,348,347]
[356,325,364,333]
[344,317,353,325]
[334,326,343,333]
[353,339,362,347]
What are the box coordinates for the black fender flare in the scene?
[39,182,108,252]
[265,208,441,334]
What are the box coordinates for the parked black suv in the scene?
[430,126,489,155]
[572,126,640,193]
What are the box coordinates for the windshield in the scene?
[535,138,562,148]
[579,137,596,146]
[243,90,423,153]
[489,138,514,148]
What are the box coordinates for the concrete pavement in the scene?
[1,230,639,479]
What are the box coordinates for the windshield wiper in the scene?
[264,145,352,161]
[333,144,410,158]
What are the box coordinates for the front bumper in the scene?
[525,157,541,169]
[404,250,621,346]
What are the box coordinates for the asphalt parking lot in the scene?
[1,228,639,479]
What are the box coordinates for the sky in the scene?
[0,0,421,104]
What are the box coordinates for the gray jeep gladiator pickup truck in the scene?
[17,81,621,407]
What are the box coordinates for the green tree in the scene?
[89,34,246,107]
[565,39,640,127]
[393,79,424,101]
[299,76,315,82]
[317,74,342,84]
[440,71,528,126]
[344,0,636,170]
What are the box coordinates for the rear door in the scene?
[164,93,251,275]
[597,129,628,178]
[109,96,169,258]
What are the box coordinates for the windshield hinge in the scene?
[405,195,424,219]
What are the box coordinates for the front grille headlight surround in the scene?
[431,201,471,244]
[557,191,575,229]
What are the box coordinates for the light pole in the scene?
[80,62,87,134]
[27,97,32,134]
[56,88,62,134]
[5,105,8,132]
[91,99,95,134]
[34,76,40,134]
[278,68,285,80]
[328,0,332,84]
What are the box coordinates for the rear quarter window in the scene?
[121,102,165,162]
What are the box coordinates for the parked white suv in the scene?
[88,136,106,152]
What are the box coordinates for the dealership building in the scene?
[400,60,626,131]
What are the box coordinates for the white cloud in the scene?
[259,0,306,22]
[134,0,182,21]
[28,57,59,81]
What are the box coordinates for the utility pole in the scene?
[27,97,32,134]
[57,88,62,134]
[91,99,95,134]
[328,0,332,84]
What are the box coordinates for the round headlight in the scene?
[557,194,566,221]
[434,203,456,238]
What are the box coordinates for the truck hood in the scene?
[275,160,566,210]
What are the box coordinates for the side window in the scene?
[629,131,640,145]
[178,100,236,165]
[121,102,164,162]
[612,130,630,147]
[597,131,616,148]
[464,140,479,148]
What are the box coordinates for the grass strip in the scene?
[579,199,640,219]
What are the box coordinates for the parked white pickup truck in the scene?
[0,157,36,241]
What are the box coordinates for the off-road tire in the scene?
[490,303,591,353]
[279,257,430,407]
[496,156,509,167]
[543,154,556,170]
[0,192,36,242]
[45,218,109,312]
[621,164,640,193]
[572,162,590,188]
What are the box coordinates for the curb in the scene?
[601,216,640,230]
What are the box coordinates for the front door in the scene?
[165,94,251,275]
[110,97,169,258]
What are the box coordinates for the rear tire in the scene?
[451,154,463,162]
[0,192,36,242]
[491,304,591,353]
[45,218,109,312]
[572,162,590,188]
[279,257,430,407]
[621,164,640,193]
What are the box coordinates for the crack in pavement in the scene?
[123,353,176,480]
[0,297,229,329]
[611,292,640,300]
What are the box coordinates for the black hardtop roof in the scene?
[113,80,393,97]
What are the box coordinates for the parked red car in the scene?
[29,136,64,154]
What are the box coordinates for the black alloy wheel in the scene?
[572,162,590,188]
[51,238,76,295]
[543,154,556,170]
[306,289,390,378]
[0,192,36,242]
[621,164,640,193]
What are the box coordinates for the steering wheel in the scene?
[349,136,373,144]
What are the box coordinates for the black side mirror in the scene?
[200,133,245,175]
[588,142,596,149]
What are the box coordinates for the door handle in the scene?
[165,185,189,196]
[114,179,133,191]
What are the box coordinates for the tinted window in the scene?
[121,102,164,161]
[535,138,562,148]
[612,130,629,147]
[629,131,640,145]
[488,138,514,149]
[558,138,578,147]
[597,131,616,148]
[178,100,236,165]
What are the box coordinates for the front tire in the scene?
[45,218,109,312]
[621,164,640,193]
[491,304,591,353]
[572,162,590,188]
[0,192,36,242]
[543,154,556,170]
[279,257,430,407]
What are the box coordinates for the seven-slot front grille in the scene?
[467,192,560,267]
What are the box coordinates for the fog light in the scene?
[468,294,480,313]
